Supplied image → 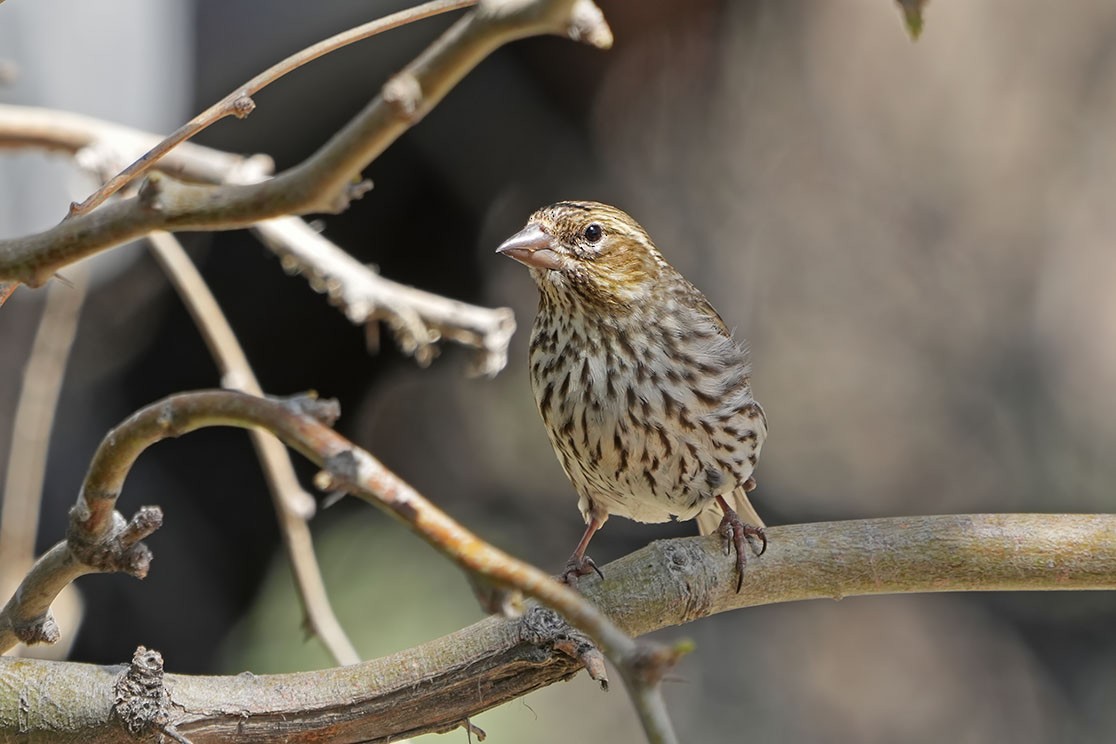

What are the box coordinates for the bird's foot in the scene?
[561,553,604,584]
[716,496,766,593]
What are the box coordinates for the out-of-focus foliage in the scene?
[896,0,928,39]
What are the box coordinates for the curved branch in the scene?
[1,390,677,742]
[147,232,359,666]
[0,0,613,287]
[2,513,1113,741]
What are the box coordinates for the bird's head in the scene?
[497,201,665,308]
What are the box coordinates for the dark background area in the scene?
[3,1,1116,741]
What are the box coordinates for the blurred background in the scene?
[3,0,1116,741]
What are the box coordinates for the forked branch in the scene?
[0,0,613,287]
[67,0,479,216]
[0,390,679,742]
[3,501,1114,741]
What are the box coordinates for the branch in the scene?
[0,264,88,658]
[147,232,360,666]
[68,0,478,216]
[0,104,517,372]
[0,105,266,183]
[0,0,613,287]
[252,218,516,376]
[1,270,87,566]
[0,391,677,742]
[3,513,1113,741]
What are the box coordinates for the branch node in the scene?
[67,506,163,578]
[323,178,374,214]
[383,72,424,118]
[231,94,256,119]
[120,506,164,548]
[13,611,60,646]
[318,450,361,492]
[281,392,341,427]
[554,636,608,689]
[567,0,613,49]
[520,606,609,689]
[347,178,374,202]
[114,646,171,736]
[468,307,516,378]
[137,173,166,213]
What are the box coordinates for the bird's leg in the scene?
[562,516,605,583]
[715,493,767,592]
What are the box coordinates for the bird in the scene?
[497,200,767,590]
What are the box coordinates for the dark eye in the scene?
[583,223,603,243]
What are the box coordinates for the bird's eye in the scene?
[583,223,603,243]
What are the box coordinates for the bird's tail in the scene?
[695,486,766,536]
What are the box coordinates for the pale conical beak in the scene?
[496,224,563,271]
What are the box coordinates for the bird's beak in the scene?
[496,224,563,271]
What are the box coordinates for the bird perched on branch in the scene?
[497,201,767,590]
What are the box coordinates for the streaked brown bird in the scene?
[497,201,768,590]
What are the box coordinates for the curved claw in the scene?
[746,525,767,556]
[715,494,767,592]
[562,554,604,584]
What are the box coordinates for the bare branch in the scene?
[0,104,516,371]
[0,390,674,740]
[252,218,516,376]
[3,513,1114,741]
[0,269,88,657]
[0,0,613,287]
[69,0,478,216]
[147,232,360,666]
[0,104,268,184]
[0,502,162,652]
[1,269,86,566]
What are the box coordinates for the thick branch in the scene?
[593,513,1116,631]
[0,0,612,286]
[2,514,1113,741]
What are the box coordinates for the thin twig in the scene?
[0,269,86,567]
[0,267,88,658]
[147,233,359,666]
[0,105,266,183]
[0,0,613,286]
[68,0,478,217]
